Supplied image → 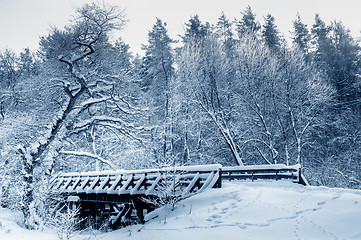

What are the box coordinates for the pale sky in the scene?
[0,0,361,55]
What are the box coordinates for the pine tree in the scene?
[236,6,260,39]
[113,37,132,71]
[262,14,281,52]
[0,48,18,89]
[142,18,174,115]
[19,48,39,76]
[215,12,233,43]
[311,14,330,45]
[142,18,175,161]
[182,15,210,42]
[311,14,331,63]
[310,17,360,103]
[292,14,311,55]
[215,12,235,56]
[327,21,360,103]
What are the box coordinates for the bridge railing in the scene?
[50,164,222,197]
[221,164,308,185]
[50,163,307,197]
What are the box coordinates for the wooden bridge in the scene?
[50,163,306,229]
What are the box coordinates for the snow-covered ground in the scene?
[1,181,361,240]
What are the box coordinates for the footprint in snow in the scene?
[332,193,341,200]
[214,220,224,224]
[229,202,238,208]
[312,207,322,211]
[257,223,270,227]
[243,222,269,227]
[221,207,228,213]
[206,214,222,221]
[227,191,242,199]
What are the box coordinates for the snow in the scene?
[1,181,361,240]
[222,163,300,171]
[51,164,221,195]
[57,164,222,177]
[0,208,57,240]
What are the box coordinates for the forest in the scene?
[0,2,361,230]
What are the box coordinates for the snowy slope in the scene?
[0,208,57,240]
[1,181,361,240]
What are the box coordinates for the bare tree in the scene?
[16,3,133,228]
[175,36,244,166]
[232,37,332,166]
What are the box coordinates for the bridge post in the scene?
[215,170,222,188]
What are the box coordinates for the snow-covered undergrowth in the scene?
[1,181,361,240]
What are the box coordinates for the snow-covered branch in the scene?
[60,150,116,170]
[198,100,244,166]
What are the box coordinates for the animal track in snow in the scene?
[298,215,338,240]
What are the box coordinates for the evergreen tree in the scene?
[18,48,39,76]
[215,12,233,43]
[262,14,281,52]
[310,17,360,103]
[327,21,361,103]
[142,18,175,160]
[113,37,132,71]
[0,48,18,89]
[311,14,331,64]
[215,12,235,56]
[292,14,311,55]
[236,6,260,39]
[142,18,174,113]
[182,15,210,42]
[311,14,330,45]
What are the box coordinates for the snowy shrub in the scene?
[51,205,82,240]
[143,158,186,223]
[150,169,183,211]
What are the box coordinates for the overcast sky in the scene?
[0,0,360,55]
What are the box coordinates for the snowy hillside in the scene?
[1,181,361,240]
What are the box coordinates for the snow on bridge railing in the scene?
[49,163,307,198]
[221,164,308,185]
[49,164,222,196]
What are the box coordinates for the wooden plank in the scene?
[107,175,123,194]
[53,177,64,190]
[111,204,129,226]
[118,174,133,195]
[130,173,146,195]
[207,170,221,189]
[68,176,81,192]
[86,176,100,194]
[145,173,162,196]
[221,173,296,180]
[182,172,200,196]
[198,171,215,192]
[77,176,90,193]
[96,175,110,194]
[61,177,73,191]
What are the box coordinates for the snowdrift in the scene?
[1,180,361,240]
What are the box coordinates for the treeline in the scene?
[0,3,360,228]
